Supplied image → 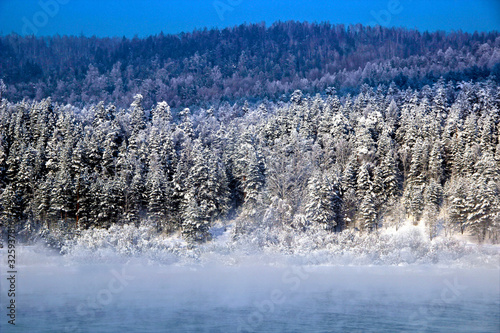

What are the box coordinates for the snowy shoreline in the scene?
[3,223,498,268]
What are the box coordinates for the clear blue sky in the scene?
[0,0,499,37]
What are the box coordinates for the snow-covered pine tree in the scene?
[242,147,265,211]
[0,184,22,225]
[126,162,145,225]
[96,175,120,227]
[423,178,443,238]
[466,181,492,242]
[179,107,193,138]
[448,182,469,234]
[146,153,168,229]
[428,140,444,183]
[101,127,118,176]
[404,138,428,222]
[479,116,495,154]
[356,163,371,200]
[380,150,399,200]
[304,172,340,231]
[343,156,359,192]
[48,166,74,223]
[465,152,500,241]
[359,193,377,231]
[181,189,210,242]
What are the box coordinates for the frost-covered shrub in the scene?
[60,222,191,263]
[57,219,498,267]
[228,222,496,266]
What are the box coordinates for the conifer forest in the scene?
[0,23,499,245]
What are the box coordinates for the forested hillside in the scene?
[0,79,499,243]
[1,22,499,108]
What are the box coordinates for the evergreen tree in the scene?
[423,179,442,239]
[182,190,210,242]
[130,94,146,133]
[359,193,377,231]
[479,116,495,154]
[179,107,193,138]
[0,184,22,225]
[48,167,74,222]
[448,183,468,234]
[243,149,265,209]
[146,153,168,229]
[305,173,340,231]
[97,176,120,227]
[380,151,399,199]
[343,156,359,192]
[128,162,146,225]
[404,139,427,222]
[428,141,444,182]
[184,141,230,229]
[356,163,371,200]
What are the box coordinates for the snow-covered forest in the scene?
[0,76,499,246]
[1,23,500,108]
[0,22,499,251]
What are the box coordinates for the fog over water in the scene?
[1,244,499,333]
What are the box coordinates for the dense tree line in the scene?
[1,22,500,108]
[0,79,499,242]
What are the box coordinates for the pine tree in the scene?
[465,153,500,241]
[179,107,193,138]
[463,113,478,147]
[428,141,444,182]
[184,141,229,229]
[172,138,194,222]
[305,173,340,231]
[146,153,168,229]
[97,176,120,227]
[152,101,172,127]
[343,156,359,192]
[371,165,384,201]
[386,99,400,121]
[380,151,399,199]
[479,116,495,154]
[448,184,468,234]
[241,145,265,211]
[466,180,498,242]
[48,167,74,222]
[432,82,447,122]
[404,139,427,222]
[101,128,118,176]
[475,152,499,183]
[0,184,22,225]
[128,94,147,152]
[130,94,146,133]
[32,180,50,224]
[359,193,377,231]
[208,152,231,219]
[354,122,376,163]
[128,163,145,225]
[408,187,425,223]
[425,179,442,208]
[74,169,92,228]
[356,163,371,200]
[182,190,210,242]
[423,179,442,239]
[16,145,36,214]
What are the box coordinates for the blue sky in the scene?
[0,0,499,37]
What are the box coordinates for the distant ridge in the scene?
[0,22,499,108]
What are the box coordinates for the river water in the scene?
[1,246,499,332]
